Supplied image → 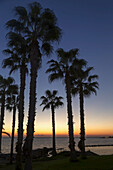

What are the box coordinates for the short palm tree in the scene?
[0,75,15,153]
[6,84,19,164]
[7,2,61,169]
[40,90,63,156]
[72,66,99,156]
[46,48,80,161]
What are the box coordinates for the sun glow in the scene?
[3,108,113,138]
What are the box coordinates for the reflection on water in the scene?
[1,137,113,155]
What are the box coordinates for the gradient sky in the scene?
[0,0,113,136]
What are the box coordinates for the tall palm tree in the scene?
[0,75,15,153]
[2,32,28,169]
[7,2,61,169]
[46,48,81,161]
[6,85,19,164]
[40,90,63,156]
[72,66,99,156]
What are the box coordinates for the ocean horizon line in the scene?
[2,135,113,138]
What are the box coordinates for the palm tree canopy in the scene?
[0,75,15,92]
[46,48,80,83]
[2,32,29,75]
[0,75,17,104]
[71,66,99,97]
[40,90,64,111]
[6,2,62,58]
[6,84,19,112]
[56,48,79,65]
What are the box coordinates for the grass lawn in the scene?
[0,155,113,170]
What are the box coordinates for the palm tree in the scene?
[0,75,15,153]
[40,90,63,156]
[46,48,81,161]
[2,32,28,169]
[7,2,61,169]
[72,66,99,156]
[6,84,19,164]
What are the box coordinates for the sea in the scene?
[1,137,113,155]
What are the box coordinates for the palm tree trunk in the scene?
[65,73,76,161]
[24,41,41,170]
[79,84,85,156]
[0,96,5,153]
[51,105,56,156]
[10,104,16,164]
[16,67,26,170]
[24,69,37,170]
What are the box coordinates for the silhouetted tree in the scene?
[2,31,28,169]
[46,48,79,161]
[0,75,15,153]
[40,90,63,156]
[72,66,99,156]
[7,2,61,169]
[6,84,19,164]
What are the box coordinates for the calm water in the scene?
[1,137,113,155]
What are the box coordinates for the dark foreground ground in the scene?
[0,152,113,170]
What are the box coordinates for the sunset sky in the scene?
[0,0,113,137]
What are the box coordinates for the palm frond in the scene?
[52,90,58,97]
[7,84,18,95]
[56,96,63,100]
[88,82,99,89]
[3,49,13,55]
[56,48,65,58]
[2,58,14,69]
[40,96,47,100]
[29,2,42,16]
[42,103,50,111]
[40,8,57,25]
[45,90,52,97]
[6,31,25,47]
[6,19,24,32]
[83,89,91,97]
[6,77,15,84]
[41,42,53,56]
[55,101,64,108]
[48,72,63,83]
[2,132,10,137]
[9,65,20,75]
[15,6,28,23]
[68,48,79,61]
[71,87,79,96]
[88,75,99,82]
[39,8,62,43]
[84,67,94,77]
[40,89,63,111]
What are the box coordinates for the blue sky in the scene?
[0,0,113,136]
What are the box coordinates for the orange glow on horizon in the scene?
[4,108,113,138]
[2,129,113,137]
